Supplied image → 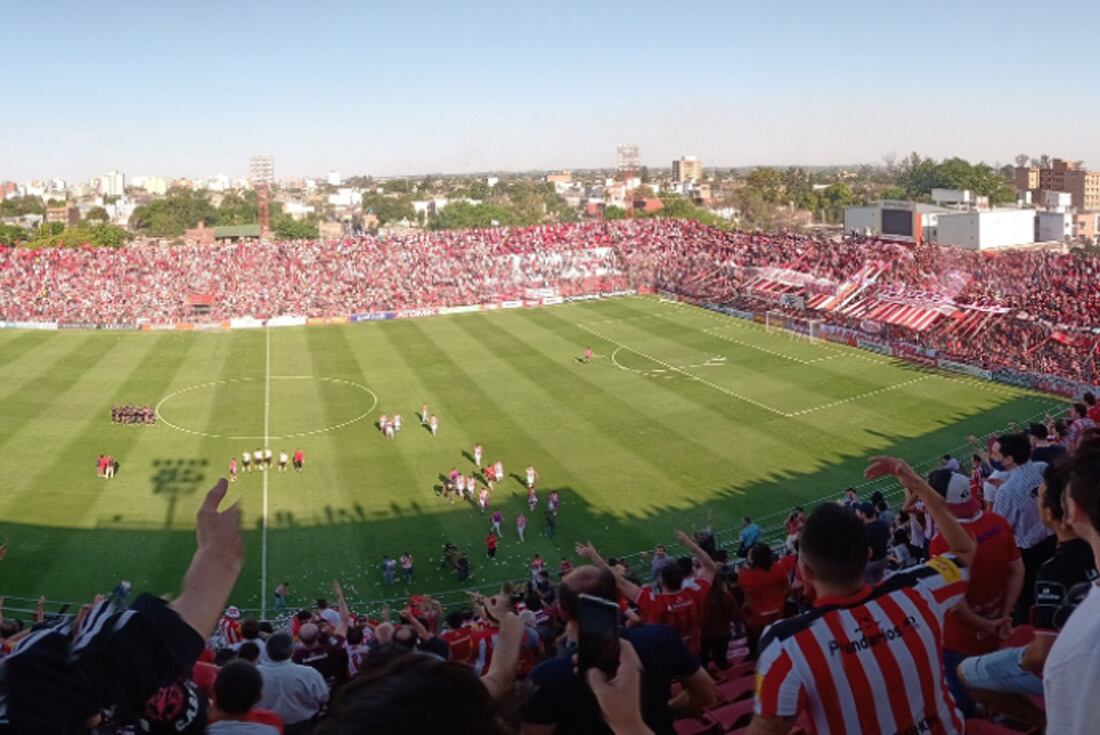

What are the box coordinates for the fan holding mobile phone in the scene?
[577,593,621,678]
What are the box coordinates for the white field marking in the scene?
[659,301,1053,401]
[262,329,271,620]
[579,323,792,417]
[787,376,934,417]
[702,328,811,364]
[154,377,378,440]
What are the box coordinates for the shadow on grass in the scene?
[0,394,1064,616]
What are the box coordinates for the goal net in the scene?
[765,310,822,343]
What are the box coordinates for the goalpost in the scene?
[765,310,822,344]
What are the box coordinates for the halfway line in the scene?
[261,329,271,619]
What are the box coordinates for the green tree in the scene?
[129,189,218,237]
[362,193,416,226]
[430,201,519,230]
[272,215,319,240]
[0,223,28,245]
[602,205,628,221]
[24,223,132,248]
[744,167,785,203]
[0,196,45,217]
[84,206,109,223]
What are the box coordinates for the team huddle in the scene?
[229,448,305,480]
[109,404,155,425]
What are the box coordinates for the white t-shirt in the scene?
[1044,581,1100,734]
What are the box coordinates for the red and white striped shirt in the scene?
[754,554,969,735]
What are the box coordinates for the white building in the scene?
[327,188,362,208]
[327,170,342,186]
[206,174,231,192]
[1037,211,1073,242]
[102,170,126,197]
[282,201,316,221]
[138,176,169,196]
[933,209,1036,250]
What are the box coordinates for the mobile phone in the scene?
[577,594,620,678]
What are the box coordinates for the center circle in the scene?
[155,376,378,440]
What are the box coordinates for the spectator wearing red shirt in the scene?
[738,543,795,658]
[575,530,718,657]
[439,610,475,665]
[485,533,497,559]
[925,469,1023,718]
[749,457,977,735]
[1084,392,1100,424]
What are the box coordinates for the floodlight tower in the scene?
[257,183,271,238]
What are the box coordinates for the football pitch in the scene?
[0,296,1063,615]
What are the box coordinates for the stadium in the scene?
[2,218,1099,733]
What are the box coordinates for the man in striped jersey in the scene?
[748,456,976,735]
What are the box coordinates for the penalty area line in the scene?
[576,323,791,418]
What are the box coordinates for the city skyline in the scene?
[3,0,1099,182]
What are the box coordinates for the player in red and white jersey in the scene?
[749,457,977,735]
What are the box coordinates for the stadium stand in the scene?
[3,222,1100,732]
[3,220,1100,386]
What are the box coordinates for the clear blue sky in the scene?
[2,0,1098,182]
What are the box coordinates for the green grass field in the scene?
[0,296,1063,616]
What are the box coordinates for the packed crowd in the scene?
[3,220,1099,382]
[111,404,156,425]
[4,396,1100,734]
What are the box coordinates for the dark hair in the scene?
[317,598,330,610]
[1085,392,1097,407]
[996,433,1031,465]
[942,454,952,461]
[743,516,752,524]
[240,618,260,640]
[214,661,263,716]
[266,632,294,662]
[1028,423,1049,440]
[1041,459,1070,522]
[1067,439,1100,532]
[446,611,466,630]
[658,560,686,592]
[295,609,312,623]
[748,542,773,571]
[347,626,364,646]
[238,641,261,664]
[870,491,885,505]
[675,556,693,578]
[799,504,868,586]
[1073,402,1089,419]
[892,528,910,546]
[926,469,954,500]
[874,499,888,513]
[316,653,509,735]
[558,566,617,620]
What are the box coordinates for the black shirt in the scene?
[1031,444,1067,465]
[522,624,700,735]
[1033,537,1098,632]
[866,519,892,561]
